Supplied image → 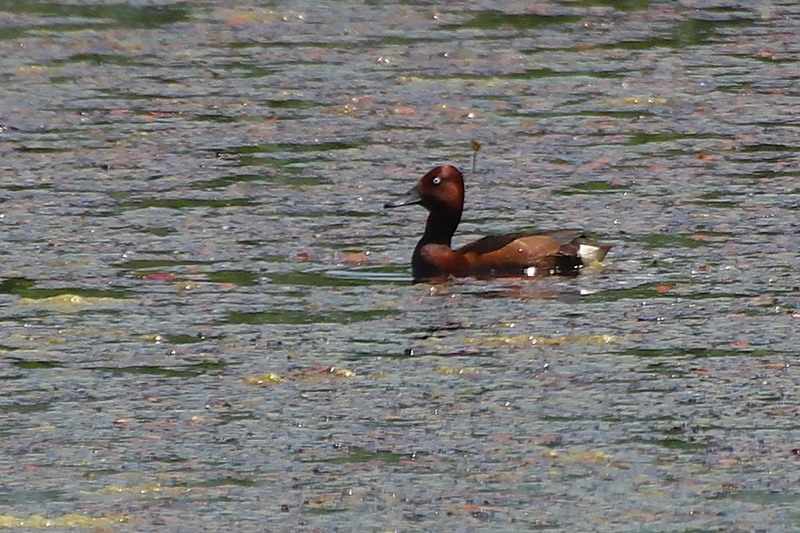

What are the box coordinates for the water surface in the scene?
[1,0,799,530]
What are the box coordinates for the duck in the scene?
[384,165,611,281]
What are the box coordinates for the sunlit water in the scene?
[1,1,799,530]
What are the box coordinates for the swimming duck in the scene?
[385,165,610,281]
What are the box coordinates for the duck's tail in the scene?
[576,238,611,265]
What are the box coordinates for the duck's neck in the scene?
[418,209,461,249]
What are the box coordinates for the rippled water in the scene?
[1,1,799,530]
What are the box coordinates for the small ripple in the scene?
[324,269,410,284]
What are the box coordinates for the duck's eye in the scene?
[432,176,442,185]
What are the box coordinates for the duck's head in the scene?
[384,165,465,215]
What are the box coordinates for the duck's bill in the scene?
[384,186,421,208]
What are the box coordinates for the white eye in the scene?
[432,176,442,185]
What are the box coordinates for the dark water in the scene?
[1,0,799,530]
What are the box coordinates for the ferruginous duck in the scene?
[384,165,611,281]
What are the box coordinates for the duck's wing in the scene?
[458,231,610,276]
[534,229,586,245]
[515,230,611,264]
[457,233,564,275]
[457,233,536,255]
[458,230,602,255]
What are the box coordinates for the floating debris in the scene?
[16,294,126,311]
[470,334,620,347]
[243,372,284,385]
[0,513,128,529]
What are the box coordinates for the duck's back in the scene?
[458,230,609,277]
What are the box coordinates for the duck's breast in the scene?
[414,243,470,279]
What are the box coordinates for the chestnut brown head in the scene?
[384,165,464,214]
